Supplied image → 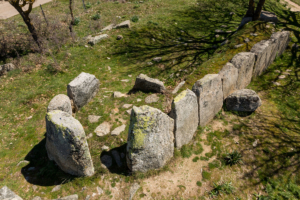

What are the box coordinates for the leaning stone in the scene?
[250,40,276,77]
[45,110,94,176]
[126,105,174,172]
[169,89,198,148]
[230,52,255,90]
[192,74,223,127]
[270,31,290,58]
[218,63,238,100]
[88,34,109,46]
[145,94,159,104]
[172,81,185,94]
[115,20,131,29]
[112,150,122,167]
[260,11,278,23]
[129,183,140,200]
[101,155,112,168]
[88,115,101,123]
[52,194,78,200]
[0,186,23,200]
[225,89,262,112]
[111,124,126,136]
[47,94,72,115]
[133,74,166,93]
[95,122,111,137]
[67,72,100,111]
[0,63,15,76]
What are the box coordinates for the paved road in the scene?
[0,0,52,20]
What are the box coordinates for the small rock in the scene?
[278,75,286,79]
[97,186,103,195]
[95,122,111,137]
[126,109,132,115]
[133,74,166,93]
[145,94,159,104]
[85,195,91,200]
[250,33,258,37]
[215,29,224,33]
[121,79,129,82]
[215,34,220,38]
[244,38,250,43]
[112,150,122,167]
[47,94,72,115]
[122,104,133,109]
[128,75,132,77]
[230,12,235,15]
[274,70,281,73]
[81,186,87,191]
[266,25,270,28]
[286,69,292,72]
[234,44,244,49]
[88,34,109,46]
[32,197,42,200]
[0,63,15,76]
[111,124,126,136]
[17,160,29,166]
[101,145,109,151]
[172,81,185,94]
[52,194,78,200]
[88,115,101,123]
[153,57,162,62]
[112,108,119,114]
[129,183,140,200]
[32,185,38,191]
[137,99,142,102]
[147,62,153,65]
[86,133,93,139]
[272,81,281,86]
[283,72,290,75]
[220,25,227,28]
[101,24,115,31]
[253,139,259,147]
[26,116,33,120]
[115,20,131,29]
[117,35,123,40]
[51,185,61,192]
[113,91,127,98]
[101,155,112,168]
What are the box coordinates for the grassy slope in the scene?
[0,0,300,199]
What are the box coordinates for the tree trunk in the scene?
[253,0,266,21]
[245,0,255,18]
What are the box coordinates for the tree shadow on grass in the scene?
[21,134,75,186]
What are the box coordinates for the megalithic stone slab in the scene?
[126,105,174,172]
[47,94,72,115]
[192,74,223,127]
[250,40,277,77]
[67,72,100,111]
[133,74,166,93]
[230,52,255,89]
[218,63,238,99]
[169,89,198,148]
[270,31,290,58]
[46,110,94,177]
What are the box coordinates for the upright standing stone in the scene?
[169,89,198,148]
[46,110,94,177]
[47,94,72,115]
[67,72,100,111]
[218,63,238,99]
[230,52,255,89]
[270,31,290,58]
[126,106,174,172]
[250,40,276,77]
[133,74,166,93]
[0,186,23,200]
[192,74,223,127]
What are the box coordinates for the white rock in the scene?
[122,104,133,109]
[115,20,131,29]
[101,145,109,151]
[95,122,111,137]
[111,125,126,136]
[88,34,109,46]
[47,94,72,115]
[113,91,127,98]
[172,81,185,94]
[51,185,61,192]
[88,115,101,123]
[145,94,159,104]
[0,186,23,200]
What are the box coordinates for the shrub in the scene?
[200,156,209,161]
[197,181,202,187]
[202,170,211,181]
[180,145,193,158]
[73,17,80,25]
[209,182,235,197]
[131,16,139,23]
[193,156,200,162]
[223,150,243,166]
[85,2,92,8]
[92,13,101,20]
[134,5,140,9]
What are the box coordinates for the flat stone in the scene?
[115,20,131,29]
[122,104,133,109]
[169,89,198,148]
[121,79,129,82]
[86,133,93,139]
[274,70,281,73]
[126,109,132,115]
[244,38,250,43]
[278,75,286,79]
[95,122,111,137]
[172,81,185,94]
[153,57,162,62]
[113,91,127,98]
[145,94,159,104]
[88,115,101,123]
[46,111,94,177]
[112,150,122,167]
[52,194,78,200]
[0,63,15,76]
[111,124,126,136]
[129,183,140,200]
[234,44,244,49]
[192,74,223,127]
[260,10,278,23]
[137,99,142,102]
[225,89,262,112]
[97,187,103,195]
[250,33,258,37]
[272,81,281,86]
[117,35,123,40]
[218,62,238,100]
[0,186,23,200]
[101,24,114,31]
[47,94,72,115]
[133,74,166,93]
[101,155,112,168]
[88,34,109,46]
[101,145,109,151]
[126,106,174,172]
[230,52,255,90]
[51,185,61,192]
[67,72,100,111]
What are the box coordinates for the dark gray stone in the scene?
[133,74,166,93]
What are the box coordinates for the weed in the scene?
[92,13,101,20]
[180,145,193,158]
[133,5,140,9]
[200,156,209,161]
[73,17,80,25]
[223,150,243,166]
[85,2,92,9]
[209,160,220,170]
[192,156,200,162]
[202,170,211,181]
[209,182,235,198]
[131,16,139,23]
[197,181,202,187]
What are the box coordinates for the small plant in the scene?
[209,182,235,198]
[131,16,139,23]
[223,150,243,166]
[197,181,202,187]
[92,13,101,20]
[200,156,209,161]
[73,17,80,25]
[111,182,116,187]
[85,2,92,8]
[202,170,211,181]
[193,156,200,162]
[180,145,193,158]
[134,5,140,9]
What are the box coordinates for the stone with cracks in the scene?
[45,110,94,177]
[47,94,72,115]
[126,105,174,172]
[88,34,108,46]
[0,186,23,200]
[169,89,198,148]
[133,74,166,93]
[67,72,100,111]
[0,63,15,76]
[218,63,238,100]
[270,31,290,58]
[192,74,223,127]
[230,52,255,90]
[250,39,277,77]
[225,89,262,112]
[260,11,278,23]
